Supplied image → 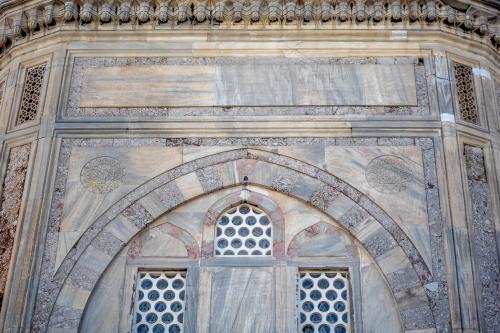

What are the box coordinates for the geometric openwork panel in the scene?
[16,63,47,126]
[299,271,351,333]
[454,62,479,125]
[134,271,187,333]
[214,204,273,256]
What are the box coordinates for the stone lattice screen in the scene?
[454,63,479,125]
[0,145,30,308]
[16,63,46,126]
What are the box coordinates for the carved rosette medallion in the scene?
[80,157,125,193]
[365,155,413,193]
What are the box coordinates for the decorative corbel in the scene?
[303,0,314,21]
[463,13,474,30]
[409,0,420,21]
[426,0,437,22]
[27,8,39,32]
[157,0,170,23]
[193,0,208,22]
[320,0,333,21]
[137,0,152,23]
[233,0,244,22]
[63,0,79,22]
[443,5,455,24]
[390,0,402,21]
[100,1,115,23]
[80,0,96,23]
[372,0,385,22]
[118,1,132,22]
[212,0,225,23]
[267,0,281,22]
[11,13,23,39]
[284,0,296,21]
[250,0,261,22]
[0,21,7,48]
[337,0,349,22]
[43,4,54,26]
[354,0,366,22]
[478,15,488,35]
[177,0,191,22]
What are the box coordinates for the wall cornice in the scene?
[0,0,498,56]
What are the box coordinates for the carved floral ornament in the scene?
[0,0,498,50]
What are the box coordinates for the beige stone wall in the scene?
[0,4,498,332]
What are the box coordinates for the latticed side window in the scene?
[16,63,47,126]
[134,271,186,333]
[298,270,351,333]
[214,204,272,256]
[454,62,479,125]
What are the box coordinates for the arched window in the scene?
[214,204,273,256]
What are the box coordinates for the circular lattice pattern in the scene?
[365,155,413,194]
[299,271,351,333]
[214,204,272,256]
[134,271,186,333]
[80,156,125,193]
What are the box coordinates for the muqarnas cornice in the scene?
[0,0,498,52]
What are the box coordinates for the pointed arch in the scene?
[45,148,437,332]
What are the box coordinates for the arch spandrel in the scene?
[46,148,438,332]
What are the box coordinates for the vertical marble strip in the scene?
[0,144,30,309]
[433,56,454,115]
[496,79,500,130]
[0,81,4,109]
[463,145,500,332]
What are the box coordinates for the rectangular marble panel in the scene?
[78,63,417,108]
[207,267,274,333]
[80,65,216,107]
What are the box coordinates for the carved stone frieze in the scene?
[0,0,498,52]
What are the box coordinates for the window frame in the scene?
[448,54,488,131]
[122,258,199,333]
[291,258,363,333]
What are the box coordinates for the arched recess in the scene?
[46,148,438,332]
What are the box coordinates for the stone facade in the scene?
[0,0,499,333]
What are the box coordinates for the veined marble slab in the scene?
[79,63,417,108]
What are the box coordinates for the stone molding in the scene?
[0,0,498,53]
[65,56,430,118]
[31,139,450,332]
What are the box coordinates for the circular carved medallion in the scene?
[80,157,125,193]
[365,155,413,193]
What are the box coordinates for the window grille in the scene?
[454,63,479,125]
[16,63,46,126]
[134,271,186,333]
[214,204,272,256]
[298,271,351,333]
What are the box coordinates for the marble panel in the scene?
[78,63,417,108]
[359,250,402,333]
[80,256,126,333]
[130,229,188,257]
[325,146,431,270]
[206,267,274,333]
[56,146,183,269]
[80,65,215,107]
